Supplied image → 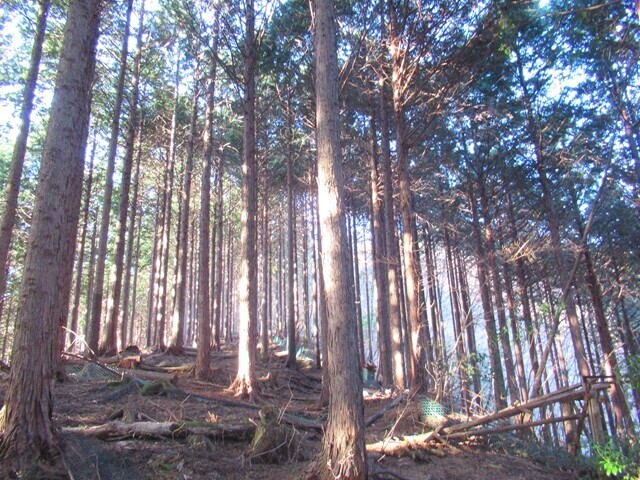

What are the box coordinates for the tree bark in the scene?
[286,94,297,369]
[101,0,141,356]
[0,0,101,473]
[479,182,520,404]
[368,114,393,386]
[169,58,199,354]
[468,183,507,411]
[231,0,259,399]
[122,121,144,347]
[378,73,405,390]
[213,150,225,350]
[195,34,220,380]
[308,0,367,476]
[68,134,96,350]
[0,0,50,329]
[88,0,133,354]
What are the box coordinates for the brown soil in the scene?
[0,345,585,479]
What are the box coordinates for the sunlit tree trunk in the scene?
[231,0,259,399]
[378,74,405,390]
[0,0,100,473]
[308,0,367,476]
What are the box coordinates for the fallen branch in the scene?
[443,413,585,440]
[63,420,256,442]
[443,381,611,436]
[365,393,408,428]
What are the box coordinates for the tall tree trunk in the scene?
[423,228,442,373]
[315,200,331,406]
[362,230,373,364]
[351,214,366,368]
[310,185,321,369]
[155,64,180,350]
[378,74,405,390]
[479,182,520,404]
[88,0,133,354]
[68,134,96,350]
[170,37,205,353]
[195,32,220,379]
[368,114,393,386]
[515,51,591,401]
[388,0,427,392]
[443,227,467,403]
[308,0,367,476]
[502,260,529,403]
[301,194,310,344]
[225,216,234,344]
[213,151,225,350]
[0,0,100,473]
[570,188,632,436]
[469,183,507,410]
[231,0,259,399]
[84,207,99,342]
[146,198,162,346]
[456,245,482,408]
[286,95,297,369]
[505,187,539,382]
[259,157,269,357]
[0,0,50,328]
[101,0,142,355]
[122,120,144,348]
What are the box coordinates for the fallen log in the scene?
[63,420,256,442]
[137,363,194,374]
[366,430,442,459]
[119,368,178,384]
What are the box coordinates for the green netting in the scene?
[66,362,149,385]
[418,397,447,418]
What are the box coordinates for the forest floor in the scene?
[0,343,592,479]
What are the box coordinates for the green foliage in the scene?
[622,355,640,392]
[592,440,640,480]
